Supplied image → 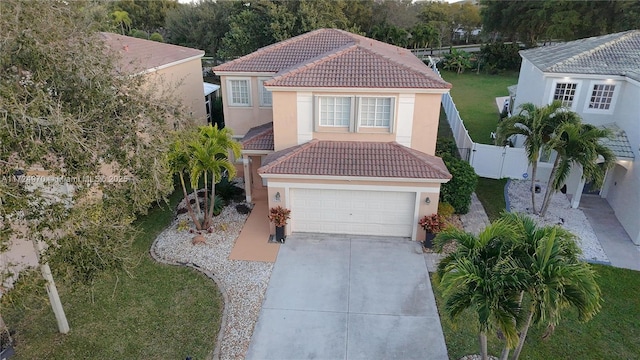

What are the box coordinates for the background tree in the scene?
[1,0,191,331]
[110,0,178,35]
[540,123,615,216]
[111,10,132,35]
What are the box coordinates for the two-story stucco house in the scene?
[512,30,639,245]
[214,29,452,241]
[100,32,212,124]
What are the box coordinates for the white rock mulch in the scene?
[152,184,272,360]
[507,179,609,263]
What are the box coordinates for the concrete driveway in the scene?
[246,234,449,360]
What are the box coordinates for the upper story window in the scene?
[316,96,395,131]
[228,79,250,106]
[259,78,272,107]
[588,84,615,110]
[359,97,392,127]
[319,97,352,127]
[553,82,578,108]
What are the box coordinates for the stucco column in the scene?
[571,178,586,209]
[243,155,252,202]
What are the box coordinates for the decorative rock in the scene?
[192,234,206,245]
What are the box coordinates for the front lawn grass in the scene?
[440,70,518,144]
[3,190,224,359]
[475,177,508,222]
[434,264,640,359]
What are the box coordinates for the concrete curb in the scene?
[149,236,230,360]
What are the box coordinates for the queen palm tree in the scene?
[539,122,615,217]
[496,102,579,214]
[499,212,601,360]
[188,124,241,229]
[435,220,526,360]
[168,132,203,229]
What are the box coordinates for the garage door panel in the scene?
[291,189,415,237]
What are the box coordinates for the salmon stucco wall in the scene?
[272,91,299,151]
[146,58,207,124]
[411,93,442,156]
[220,75,274,136]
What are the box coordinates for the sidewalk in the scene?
[228,190,280,262]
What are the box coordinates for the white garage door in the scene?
[291,189,415,237]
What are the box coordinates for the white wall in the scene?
[512,59,547,110]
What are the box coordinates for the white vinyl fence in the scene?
[429,59,528,180]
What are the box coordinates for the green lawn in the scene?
[2,190,224,359]
[434,264,640,359]
[475,178,508,222]
[440,70,518,144]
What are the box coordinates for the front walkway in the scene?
[228,189,280,262]
[580,195,640,271]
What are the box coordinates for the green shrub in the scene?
[129,29,148,39]
[215,176,242,202]
[440,154,478,214]
[149,32,164,42]
[212,195,224,216]
[479,42,522,72]
[438,202,455,220]
[436,137,458,158]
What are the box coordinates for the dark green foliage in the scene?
[215,176,243,203]
[212,195,224,216]
[440,154,478,214]
[436,137,458,158]
[149,32,164,42]
[479,42,522,73]
[213,96,224,128]
[441,49,472,74]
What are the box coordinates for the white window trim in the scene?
[314,95,396,133]
[357,96,395,130]
[226,77,252,107]
[583,81,619,115]
[315,95,354,129]
[258,77,272,108]
[549,79,582,111]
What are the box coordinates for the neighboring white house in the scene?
[512,30,639,245]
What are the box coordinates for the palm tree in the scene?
[111,10,132,35]
[499,212,601,360]
[539,122,615,217]
[188,124,241,229]
[496,102,579,214]
[434,220,526,360]
[168,132,203,230]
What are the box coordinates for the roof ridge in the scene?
[353,45,439,81]
[258,139,319,173]
[214,28,344,71]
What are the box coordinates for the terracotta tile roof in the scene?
[258,140,451,180]
[521,30,640,82]
[241,122,274,151]
[100,32,204,74]
[213,28,450,89]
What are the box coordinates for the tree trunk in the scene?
[511,309,534,360]
[540,156,561,217]
[206,181,216,229]
[530,162,538,214]
[32,240,69,334]
[500,347,510,360]
[480,332,488,360]
[202,172,210,228]
[180,173,201,230]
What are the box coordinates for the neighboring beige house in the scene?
[214,29,452,241]
[512,30,639,245]
[100,32,209,124]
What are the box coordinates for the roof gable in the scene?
[259,140,452,179]
[521,30,640,81]
[213,28,450,90]
[100,32,204,74]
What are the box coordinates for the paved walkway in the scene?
[247,234,448,360]
[228,190,280,262]
[580,195,640,271]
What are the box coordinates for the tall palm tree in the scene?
[434,220,526,360]
[168,133,203,229]
[188,124,241,229]
[496,102,579,214]
[499,212,601,360]
[539,122,615,216]
[111,10,132,35]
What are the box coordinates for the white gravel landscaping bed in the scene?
[507,179,609,263]
[152,186,272,360]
